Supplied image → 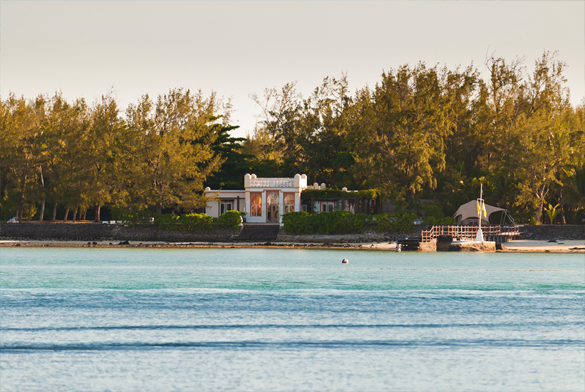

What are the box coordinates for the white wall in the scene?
[205,190,246,218]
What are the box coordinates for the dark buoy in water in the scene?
[342,258,349,264]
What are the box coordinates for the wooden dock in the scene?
[421,225,520,243]
[397,225,521,251]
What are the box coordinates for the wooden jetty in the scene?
[398,225,521,251]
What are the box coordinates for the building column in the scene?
[245,191,250,221]
[278,191,284,224]
[294,191,301,212]
[261,190,267,222]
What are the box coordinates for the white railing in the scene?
[421,225,521,242]
[250,178,295,188]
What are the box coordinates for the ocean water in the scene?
[0,248,583,391]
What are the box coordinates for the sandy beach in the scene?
[500,240,585,253]
[1,239,583,252]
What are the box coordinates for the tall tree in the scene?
[513,52,574,223]
[86,94,128,221]
[350,63,452,204]
[126,89,224,214]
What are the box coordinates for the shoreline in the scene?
[1,239,584,253]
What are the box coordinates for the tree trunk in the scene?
[52,202,58,221]
[534,199,544,224]
[95,203,101,222]
[39,168,45,222]
[17,173,27,222]
[39,198,45,222]
[72,206,78,223]
[156,203,162,215]
[83,208,88,221]
[63,208,69,222]
[559,192,566,225]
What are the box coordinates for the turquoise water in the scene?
[1,248,584,391]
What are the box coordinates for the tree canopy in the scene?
[2,51,583,224]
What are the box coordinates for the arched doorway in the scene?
[266,192,280,222]
[251,195,262,217]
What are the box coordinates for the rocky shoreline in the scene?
[1,239,584,253]
[1,222,583,253]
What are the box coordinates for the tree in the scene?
[86,94,128,221]
[349,63,452,205]
[125,88,224,214]
[0,94,48,221]
[513,52,574,223]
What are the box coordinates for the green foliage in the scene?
[155,214,181,231]
[181,213,214,231]
[300,189,377,200]
[422,205,456,225]
[3,52,583,225]
[126,89,226,213]
[112,208,215,231]
[217,210,245,230]
[310,211,371,234]
[282,212,314,234]
[544,203,561,224]
[113,208,152,226]
[205,124,255,190]
[283,211,368,235]
[155,213,215,231]
[283,210,415,235]
[373,212,417,233]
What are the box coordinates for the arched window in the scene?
[251,195,262,217]
[284,195,295,213]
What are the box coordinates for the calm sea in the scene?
[1,248,583,391]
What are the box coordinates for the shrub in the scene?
[182,213,214,231]
[112,208,153,226]
[373,211,417,233]
[282,212,314,234]
[422,205,456,225]
[283,211,373,235]
[373,213,395,232]
[155,214,181,231]
[392,211,417,233]
[312,210,360,234]
[217,211,245,230]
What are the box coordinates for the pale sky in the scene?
[2,1,584,138]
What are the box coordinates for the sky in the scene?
[2,1,584,138]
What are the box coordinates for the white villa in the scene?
[205,173,379,224]
[205,174,309,224]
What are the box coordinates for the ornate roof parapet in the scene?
[244,173,307,189]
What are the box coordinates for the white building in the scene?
[205,174,308,224]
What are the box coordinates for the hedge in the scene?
[300,189,378,200]
[217,210,246,230]
[282,210,416,235]
[112,209,241,231]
